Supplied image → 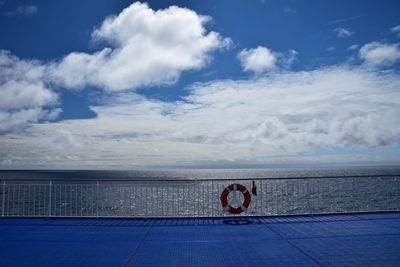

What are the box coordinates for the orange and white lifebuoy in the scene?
[220,183,251,214]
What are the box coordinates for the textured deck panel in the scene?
[0,212,399,266]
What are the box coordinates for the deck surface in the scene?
[0,212,400,266]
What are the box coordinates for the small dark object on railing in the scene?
[252,180,257,195]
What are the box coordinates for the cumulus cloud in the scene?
[1,66,399,168]
[359,42,400,67]
[334,27,353,38]
[238,46,297,74]
[0,50,59,132]
[49,2,230,91]
[238,46,277,73]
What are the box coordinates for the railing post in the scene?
[96,181,99,218]
[145,185,148,218]
[351,178,355,213]
[48,180,52,217]
[306,182,313,217]
[211,180,214,218]
[2,181,6,217]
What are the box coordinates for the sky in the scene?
[0,0,400,169]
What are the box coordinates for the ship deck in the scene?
[1,212,400,266]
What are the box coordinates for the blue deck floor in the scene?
[0,212,400,266]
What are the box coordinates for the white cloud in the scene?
[348,44,359,51]
[238,46,277,74]
[182,68,400,149]
[238,46,297,74]
[359,42,400,67]
[334,27,354,38]
[5,5,37,16]
[391,24,400,37]
[326,46,335,52]
[327,16,362,26]
[0,50,59,132]
[391,25,400,32]
[49,2,230,91]
[1,66,399,168]
[16,5,37,15]
[279,49,298,68]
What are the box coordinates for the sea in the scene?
[1,165,400,180]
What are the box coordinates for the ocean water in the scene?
[0,166,399,217]
[1,166,400,180]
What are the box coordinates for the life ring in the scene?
[220,183,251,214]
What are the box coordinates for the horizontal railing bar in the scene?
[0,174,399,182]
[0,209,398,220]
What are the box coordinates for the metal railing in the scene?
[0,175,399,218]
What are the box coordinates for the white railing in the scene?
[0,175,399,218]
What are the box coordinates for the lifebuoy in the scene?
[220,183,251,214]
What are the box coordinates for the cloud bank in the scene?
[2,66,399,168]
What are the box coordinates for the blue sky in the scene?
[0,0,400,169]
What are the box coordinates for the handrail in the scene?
[0,175,399,218]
